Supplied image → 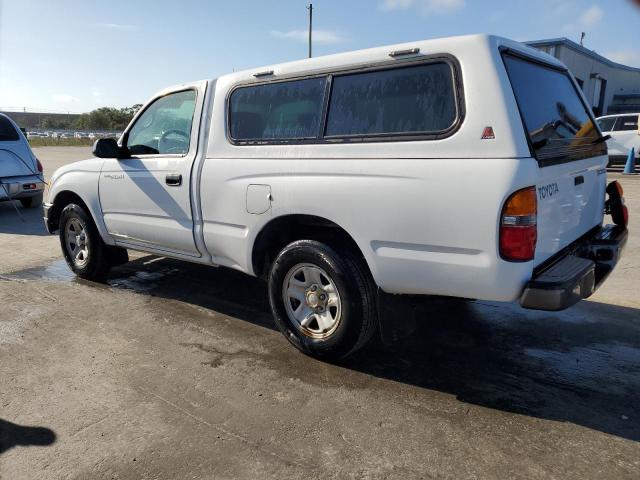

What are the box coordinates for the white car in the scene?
[0,113,45,208]
[597,113,639,164]
[43,35,627,359]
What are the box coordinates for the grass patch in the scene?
[28,137,97,147]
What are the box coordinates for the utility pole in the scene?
[307,3,313,58]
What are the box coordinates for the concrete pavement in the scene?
[1,147,639,479]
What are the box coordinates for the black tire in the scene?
[107,246,129,267]
[20,193,43,209]
[59,203,111,281]
[268,240,377,360]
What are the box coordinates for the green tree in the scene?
[73,104,143,131]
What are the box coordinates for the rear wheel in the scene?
[59,203,112,281]
[268,240,377,360]
[20,193,43,209]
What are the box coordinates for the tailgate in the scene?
[0,144,37,177]
[502,51,608,266]
[535,158,606,266]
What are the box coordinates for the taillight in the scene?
[612,180,623,197]
[606,180,628,227]
[36,158,43,173]
[622,205,629,227]
[500,186,537,262]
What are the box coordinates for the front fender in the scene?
[47,166,114,246]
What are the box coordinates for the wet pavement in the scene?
[1,147,639,479]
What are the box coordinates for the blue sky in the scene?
[0,0,639,113]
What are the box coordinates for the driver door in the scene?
[99,82,206,257]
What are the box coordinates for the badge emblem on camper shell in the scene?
[481,126,495,139]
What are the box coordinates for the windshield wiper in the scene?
[591,134,611,144]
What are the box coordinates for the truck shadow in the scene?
[0,418,56,455]
[99,255,640,442]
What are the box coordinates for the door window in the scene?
[126,90,197,155]
[612,115,639,131]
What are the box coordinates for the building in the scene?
[526,38,640,116]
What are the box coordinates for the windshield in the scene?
[503,53,606,165]
[597,117,616,132]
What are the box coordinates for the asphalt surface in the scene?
[1,147,639,479]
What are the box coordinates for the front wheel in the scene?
[268,240,377,360]
[59,203,112,281]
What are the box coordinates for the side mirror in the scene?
[92,138,124,158]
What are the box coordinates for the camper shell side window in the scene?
[227,55,464,145]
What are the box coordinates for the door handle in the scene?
[166,173,182,186]
[574,175,584,186]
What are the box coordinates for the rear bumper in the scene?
[0,176,45,201]
[520,225,627,311]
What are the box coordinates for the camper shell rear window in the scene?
[0,116,20,141]
[502,51,606,166]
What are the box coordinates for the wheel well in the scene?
[251,214,370,280]
[48,190,90,232]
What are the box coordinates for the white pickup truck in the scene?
[44,35,628,360]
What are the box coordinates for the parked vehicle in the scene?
[596,113,640,165]
[43,35,628,359]
[0,113,45,208]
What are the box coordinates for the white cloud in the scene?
[579,5,603,27]
[562,4,604,35]
[605,50,640,68]
[381,0,465,14]
[93,23,138,31]
[382,0,413,9]
[52,94,80,104]
[270,29,346,44]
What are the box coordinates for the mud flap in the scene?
[377,290,419,345]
